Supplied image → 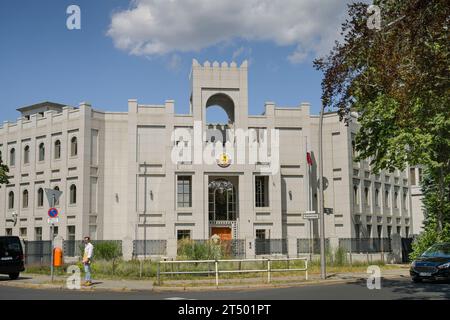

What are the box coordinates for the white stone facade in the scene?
[0,60,417,251]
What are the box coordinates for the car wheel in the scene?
[8,272,20,280]
[412,277,422,283]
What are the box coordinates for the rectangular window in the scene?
[387,226,392,238]
[35,227,42,241]
[377,225,382,238]
[177,230,191,241]
[354,224,361,239]
[177,176,192,208]
[405,227,410,238]
[5,228,12,236]
[397,226,401,235]
[256,229,266,240]
[255,176,269,207]
[418,168,423,184]
[67,226,76,241]
[19,228,27,238]
[367,225,372,238]
[52,226,59,237]
[409,168,416,185]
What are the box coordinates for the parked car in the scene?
[410,242,450,283]
[0,236,25,280]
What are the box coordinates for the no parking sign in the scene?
[48,208,59,218]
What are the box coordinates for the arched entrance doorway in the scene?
[208,179,237,240]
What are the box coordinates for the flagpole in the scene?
[305,136,312,261]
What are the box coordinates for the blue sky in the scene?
[0,0,352,123]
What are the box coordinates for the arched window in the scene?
[394,191,398,208]
[70,184,77,204]
[205,93,235,125]
[353,185,359,205]
[54,140,61,160]
[10,148,16,166]
[24,146,30,164]
[8,191,14,209]
[385,190,390,207]
[22,190,29,209]
[38,143,45,162]
[54,186,60,206]
[37,188,44,207]
[71,137,78,157]
[375,189,380,207]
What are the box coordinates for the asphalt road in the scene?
[0,277,448,300]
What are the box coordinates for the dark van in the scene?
[0,236,25,280]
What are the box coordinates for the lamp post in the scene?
[318,105,327,280]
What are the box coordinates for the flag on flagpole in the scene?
[306,152,313,166]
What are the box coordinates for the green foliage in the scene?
[314,0,449,173]
[177,239,226,260]
[314,0,450,240]
[411,168,450,260]
[93,241,122,261]
[0,159,9,185]
[333,247,348,266]
[77,241,122,261]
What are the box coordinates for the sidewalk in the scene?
[0,268,410,293]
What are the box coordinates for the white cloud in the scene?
[107,0,351,64]
[232,46,252,60]
[167,54,182,71]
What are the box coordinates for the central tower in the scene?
[190,59,249,130]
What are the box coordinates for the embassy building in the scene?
[0,60,417,258]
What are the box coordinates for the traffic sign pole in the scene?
[50,196,55,282]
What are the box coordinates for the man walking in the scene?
[82,236,94,286]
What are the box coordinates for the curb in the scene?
[0,274,409,293]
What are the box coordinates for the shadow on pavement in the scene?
[0,275,32,281]
[353,277,450,300]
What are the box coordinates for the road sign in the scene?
[47,218,59,224]
[45,188,63,207]
[324,208,334,215]
[303,211,319,219]
[48,208,59,218]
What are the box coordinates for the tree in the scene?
[0,159,9,185]
[314,0,450,233]
[410,168,450,259]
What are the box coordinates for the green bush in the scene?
[93,241,122,261]
[177,239,225,260]
[333,247,348,266]
[410,225,450,261]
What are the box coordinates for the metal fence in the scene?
[63,240,123,258]
[133,240,167,256]
[338,238,392,253]
[23,241,52,266]
[297,238,331,254]
[255,239,288,255]
[157,257,308,287]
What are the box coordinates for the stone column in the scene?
[246,237,255,259]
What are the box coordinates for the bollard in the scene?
[157,262,161,286]
[215,260,219,288]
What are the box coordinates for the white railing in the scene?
[157,257,308,287]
